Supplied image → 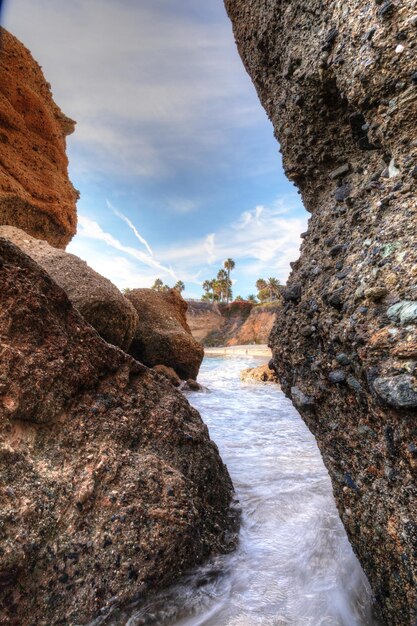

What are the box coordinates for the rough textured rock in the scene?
[152,364,182,387]
[228,304,281,346]
[0,239,236,625]
[226,2,416,624]
[127,288,204,380]
[240,363,279,384]
[0,27,77,248]
[0,226,138,350]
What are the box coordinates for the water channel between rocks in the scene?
[107,355,380,626]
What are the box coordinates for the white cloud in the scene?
[66,195,307,297]
[73,215,178,281]
[108,200,154,256]
[3,0,263,180]
[156,195,308,285]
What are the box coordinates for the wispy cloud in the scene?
[157,195,308,285]
[75,215,178,281]
[108,200,154,256]
[67,195,306,296]
[4,0,264,180]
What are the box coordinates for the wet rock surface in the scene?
[240,363,279,384]
[0,239,236,625]
[127,288,204,380]
[0,225,138,350]
[225,1,416,624]
[0,28,78,248]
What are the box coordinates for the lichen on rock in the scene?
[225,1,417,623]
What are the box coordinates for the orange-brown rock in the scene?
[0,27,78,248]
[240,363,279,384]
[152,364,182,387]
[227,304,281,346]
[127,288,204,380]
[186,301,224,343]
[0,238,236,625]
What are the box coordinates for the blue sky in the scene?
[3,0,308,299]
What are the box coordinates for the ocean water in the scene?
[107,356,380,626]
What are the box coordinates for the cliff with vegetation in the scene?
[187,301,279,346]
[225,1,417,624]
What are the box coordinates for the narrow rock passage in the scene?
[112,356,380,626]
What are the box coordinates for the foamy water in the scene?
[102,356,379,626]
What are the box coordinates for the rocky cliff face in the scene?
[227,304,281,346]
[0,28,78,248]
[186,301,225,343]
[225,2,416,624]
[0,239,236,625]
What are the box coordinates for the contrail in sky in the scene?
[107,200,154,257]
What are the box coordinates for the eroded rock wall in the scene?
[225,1,416,624]
[0,239,236,625]
[0,27,78,247]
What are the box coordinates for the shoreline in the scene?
[204,344,271,358]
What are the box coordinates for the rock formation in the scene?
[0,239,236,625]
[0,27,77,248]
[240,363,279,384]
[0,225,138,350]
[225,2,416,624]
[228,304,281,346]
[187,301,261,347]
[127,288,204,380]
[186,301,225,343]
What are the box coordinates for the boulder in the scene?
[0,238,236,625]
[126,288,204,380]
[152,364,181,387]
[226,1,417,623]
[0,28,78,248]
[0,225,138,351]
[240,363,279,384]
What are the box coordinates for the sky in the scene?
[2,0,308,299]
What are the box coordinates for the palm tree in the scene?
[174,280,185,293]
[202,279,211,299]
[247,294,257,303]
[217,269,228,302]
[152,278,164,292]
[256,278,268,303]
[267,277,281,302]
[224,258,235,304]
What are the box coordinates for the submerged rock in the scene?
[127,288,204,380]
[0,225,138,350]
[226,1,417,623]
[0,239,236,625]
[0,28,78,247]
